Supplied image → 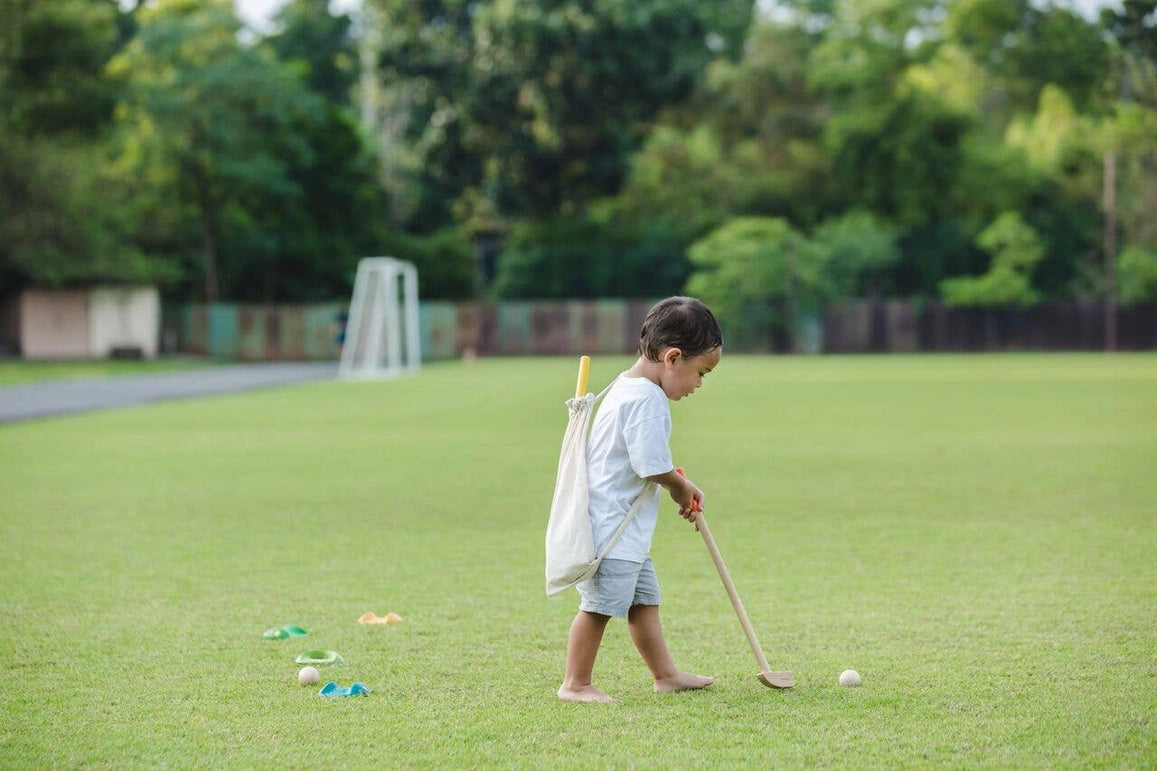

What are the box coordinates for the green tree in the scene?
[265,0,358,106]
[0,0,122,136]
[602,125,748,243]
[1117,244,1157,303]
[821,91,973,230]
[108,0,389,303]
[693,15,832,226]
[811,210,900,297]
[1097,1,1157,346]
[999,85,1104,295]
[609,15,833,236]
[946,0,1110,114]
[109,0,319,301]
[469,0,754,215]
[0,139,177,289]
[1101,0,1157,70]
[1099,1,1157,268]
[937,2,1112,301]
[805,1,974,229]
[359,0,478,229]
[365,0,755,226]
[222,104,392,302]
[0,0,166,291]
[686,216,827,350]
[939,212,1043,306]
[492,215,686,299]
[381,228,474,301]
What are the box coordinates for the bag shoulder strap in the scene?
[591,375,618,406]
[595,481,656,561]
[570,373,621,437]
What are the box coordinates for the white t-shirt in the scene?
[587,375,673,562]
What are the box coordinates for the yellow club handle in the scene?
[574,355,591,398]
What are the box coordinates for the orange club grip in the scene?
[674,467,702,512]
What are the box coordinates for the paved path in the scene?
[0,362,337,424]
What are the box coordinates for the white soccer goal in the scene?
[338,257,421,379]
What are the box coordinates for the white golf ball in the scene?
[839,669,861,687]
[298,666,321,686]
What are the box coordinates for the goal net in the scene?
[338,257,421,379]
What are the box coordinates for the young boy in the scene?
[557,296,723,703]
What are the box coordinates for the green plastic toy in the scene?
[295,649,344,665]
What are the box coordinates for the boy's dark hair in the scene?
[638,296,723,361]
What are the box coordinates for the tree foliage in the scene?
[0,138,177,288]
[0,0,123,137]
[492,215,686,299]
[946,0,1110,113]
[811,210,900,297]
[366,0,755,223]
[939,212,1044,306]
[109,0,323,301]
[686,217,827,349]
[0,0,159,290]
[265,0,358,106]
[107,0,392,302]
[1117,245,1157,303]
[2,0,1156,314]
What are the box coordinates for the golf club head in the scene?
[758,671,796,689]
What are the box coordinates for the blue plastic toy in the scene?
[319,682,371,697]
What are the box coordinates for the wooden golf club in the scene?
[677,469,795,689]
[574,355,590,398]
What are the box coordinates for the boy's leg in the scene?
[558,610,614,702]
[627,604,714,693]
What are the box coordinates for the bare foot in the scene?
[557,684,615,703]
[654,672,714,693]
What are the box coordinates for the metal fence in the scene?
[165,299,1156,361]
[823,300,1157,352]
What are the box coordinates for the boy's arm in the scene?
[646,468,702,523]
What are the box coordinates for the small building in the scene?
[1,286,161,359]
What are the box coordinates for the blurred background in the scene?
[1,0,1154,358]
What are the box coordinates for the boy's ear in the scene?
[662,348,682,367]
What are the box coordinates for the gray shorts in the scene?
[577,558,662,618]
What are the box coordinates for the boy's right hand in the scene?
[667,467,703,525]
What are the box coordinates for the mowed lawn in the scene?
[0,359,201,386]
[0,353,1154,767]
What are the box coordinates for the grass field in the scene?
[1,353,1154,767]
[0,359,200,386]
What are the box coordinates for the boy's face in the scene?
[659,346,721,400]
